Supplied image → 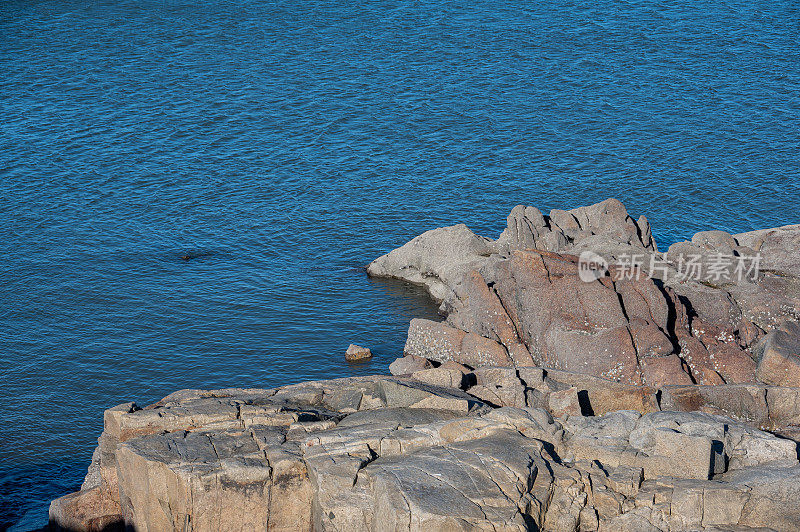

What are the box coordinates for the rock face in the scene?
[495,199,657,256]
[50,374,800,532]
[370,198,800,388]
[755,321,800,387]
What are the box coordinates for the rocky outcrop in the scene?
[494,198,657,257]
[369,199,800,388]
[50,374,800,531]
[665,224,800,339]
[366,199,657,303]
[51,201,800,531]
[402,249,761,387]
[366,224,493,303]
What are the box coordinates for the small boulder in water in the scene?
[345,344,373,362]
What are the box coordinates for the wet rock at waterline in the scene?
[345,344,374,362]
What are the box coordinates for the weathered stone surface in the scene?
[410,242,764,388]
[766,386,800,427]
[492,198,656,257]
[388,354,433,376]
[469,366,528,408]
[355,430,544,530]
[49,486,122,532]
[723,465,800,530]
[52,374,800,532]
[410,366,465,388]
[115,428,280,531]
[733,223,800,278]
[665,224,800,340]
[371,199,800,389]
[562,409,799,483]
[639,355,694,387]
[457,360,800,434]
[443,250,685,385]
[755,320,800,387]
[366,223,493,302]
[369,200,657,301]
[648,428,714,479]
[404,318,512,367]
[547,387,582,418]
[493,204,552,253]
[534,368,661,416]
[658,384,770,427]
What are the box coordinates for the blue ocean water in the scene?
[1,0,799,528]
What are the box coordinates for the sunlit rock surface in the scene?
[51,200,800,531]
[50,374,800,531]
[370,199,800,388]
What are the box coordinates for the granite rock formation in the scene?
[369,199,800,388]
[51,200,800,531]
[51,373,800,531]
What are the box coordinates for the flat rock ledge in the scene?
[51,373,800,531]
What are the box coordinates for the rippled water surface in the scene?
[2,0,800,528]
